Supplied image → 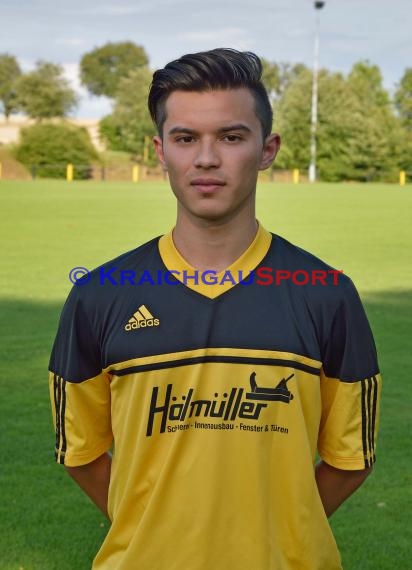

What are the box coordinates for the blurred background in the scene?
[0,0,411,182]
[0,1,411,569]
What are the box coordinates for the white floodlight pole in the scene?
[309,1,325,183]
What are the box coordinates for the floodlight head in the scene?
[314,1,325,9]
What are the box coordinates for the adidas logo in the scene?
[125,305,160,331]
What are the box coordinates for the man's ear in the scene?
[259,133,281,171]
[153,136,167,170]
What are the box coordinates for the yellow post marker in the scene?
[132,164,139,182]
[293,169,300,184]
[66,163,74,182]
[400,171,406,186]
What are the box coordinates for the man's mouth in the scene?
[190,178,226,192]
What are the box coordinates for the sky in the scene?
[1,0,411,118]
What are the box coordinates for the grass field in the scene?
[0,180,411,569]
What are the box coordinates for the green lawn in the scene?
[0,180,410,569]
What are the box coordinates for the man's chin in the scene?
[185,206,242,225]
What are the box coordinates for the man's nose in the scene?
[193,141,221,168]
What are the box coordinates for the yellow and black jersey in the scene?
[49,224,381,570]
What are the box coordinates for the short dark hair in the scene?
[148,48,273,139]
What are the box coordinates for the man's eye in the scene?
[176,136,194,143]
[223,135,242,142]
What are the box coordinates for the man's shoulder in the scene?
[268,232,356,304]
[86,235,162,281]
[269,233,339,272]
[66,235,163,306]
[97,235,162,272]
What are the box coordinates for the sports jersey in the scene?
[48,224,382,570]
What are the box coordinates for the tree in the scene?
[16,61,78,120]
[261,60,309,108]
[274,61,404,182]
[316,71,361,181]
[0,54,21,120]
[347,61,389,107]
[80,42,149,99]
[346,61,401,181]
[16,122,98,179]
[394,68,412,131]
[261,59,280,105]
[99,66,156,158]
[274,67,312,171]
[278,63,309,96]
[394,69,412,176]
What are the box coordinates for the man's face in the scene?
[153,89,280,224]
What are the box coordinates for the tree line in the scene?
[1,42,411,181]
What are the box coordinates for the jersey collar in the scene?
[158,222,272,299]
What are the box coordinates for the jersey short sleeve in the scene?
[318,278,382,470]
[48,285,113,467]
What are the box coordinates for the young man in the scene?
[49,49,382,569]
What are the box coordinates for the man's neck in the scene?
[172,211,259,273]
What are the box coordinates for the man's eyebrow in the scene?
[218,124,252,134]
[167,124,252,136]
[168,126,197,136]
